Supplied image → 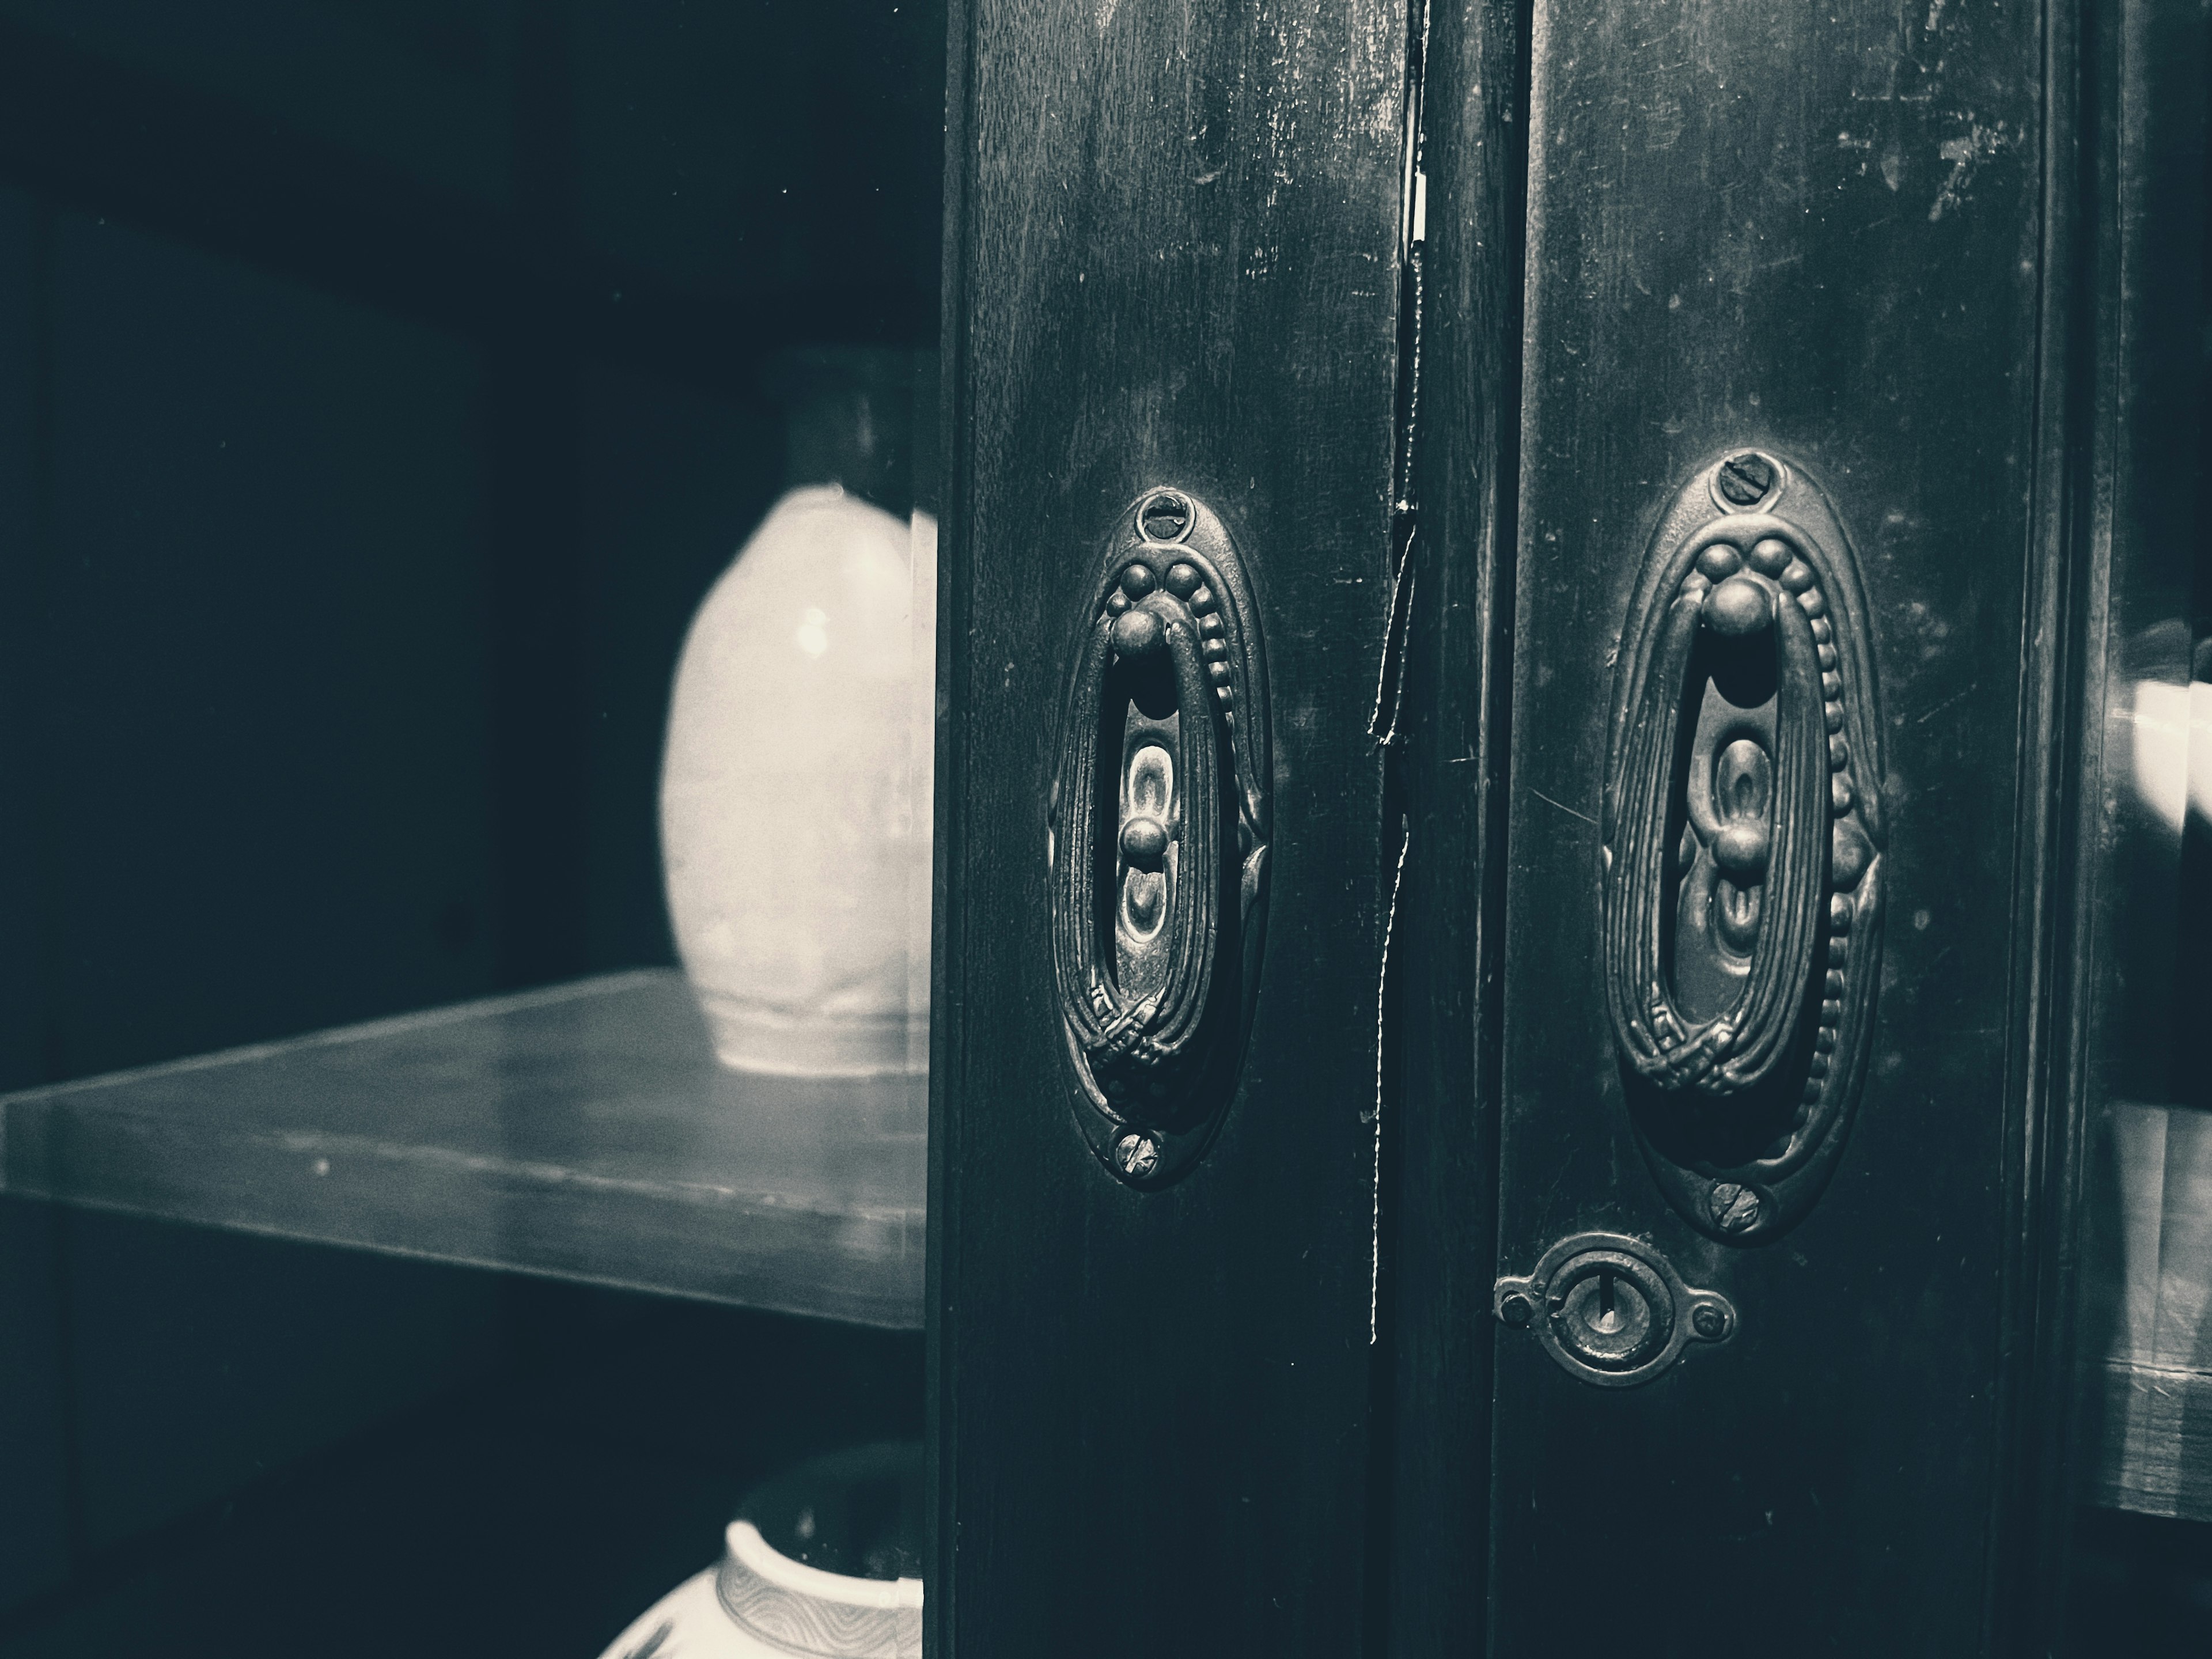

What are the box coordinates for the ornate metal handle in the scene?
[1601,450,1884,1243]
[1050,488,1269,1187]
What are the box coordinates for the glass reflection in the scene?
[2067,0,2212,1641]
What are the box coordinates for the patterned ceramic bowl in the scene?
[598,1444,923,1659]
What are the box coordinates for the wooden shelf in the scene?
[0,971,925,1330]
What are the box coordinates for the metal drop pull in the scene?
[1601,450,1886,1244]
[1049,489,1270,1187]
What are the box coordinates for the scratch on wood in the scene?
[1930,121,2010,222]
[1369,823,1409,1347]
[1531,787,1597,828]
[1914,681,1976,724]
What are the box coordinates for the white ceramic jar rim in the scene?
[714,1519,923,1659]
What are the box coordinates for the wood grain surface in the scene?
[1490,2,2058,1651]
[1379,1,1524,1653]
[930,1,1410,1652]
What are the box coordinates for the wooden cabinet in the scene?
[933,0,2210,1653]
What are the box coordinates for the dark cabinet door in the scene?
[938,1,2107,1654]
[929,2,1414,1654]
[1467,3,2077,1653]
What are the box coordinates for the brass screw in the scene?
[1715,453,1775,506]
[1709,1181,1762,1233]
[1499,1291,1536,1327]
[1692,1304,1730,1341]
[1140,493,1192,542]
[1115,1133,1161,1179]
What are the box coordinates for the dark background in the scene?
[0,2,941,1652]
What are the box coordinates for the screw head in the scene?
[1692,1304,1731,1341]
[1499,1291,1536,1327]
[1708,1181,1762,1234]
[1715,452,1777,507]
[1140,493,1192,542]
[1115,1132,1161,1180]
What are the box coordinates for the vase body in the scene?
[660,487,934,1076]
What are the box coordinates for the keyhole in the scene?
[1546,1251,1668,1370]
[1588,1270,1622,1333]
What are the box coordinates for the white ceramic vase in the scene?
[660,487,935,1076]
